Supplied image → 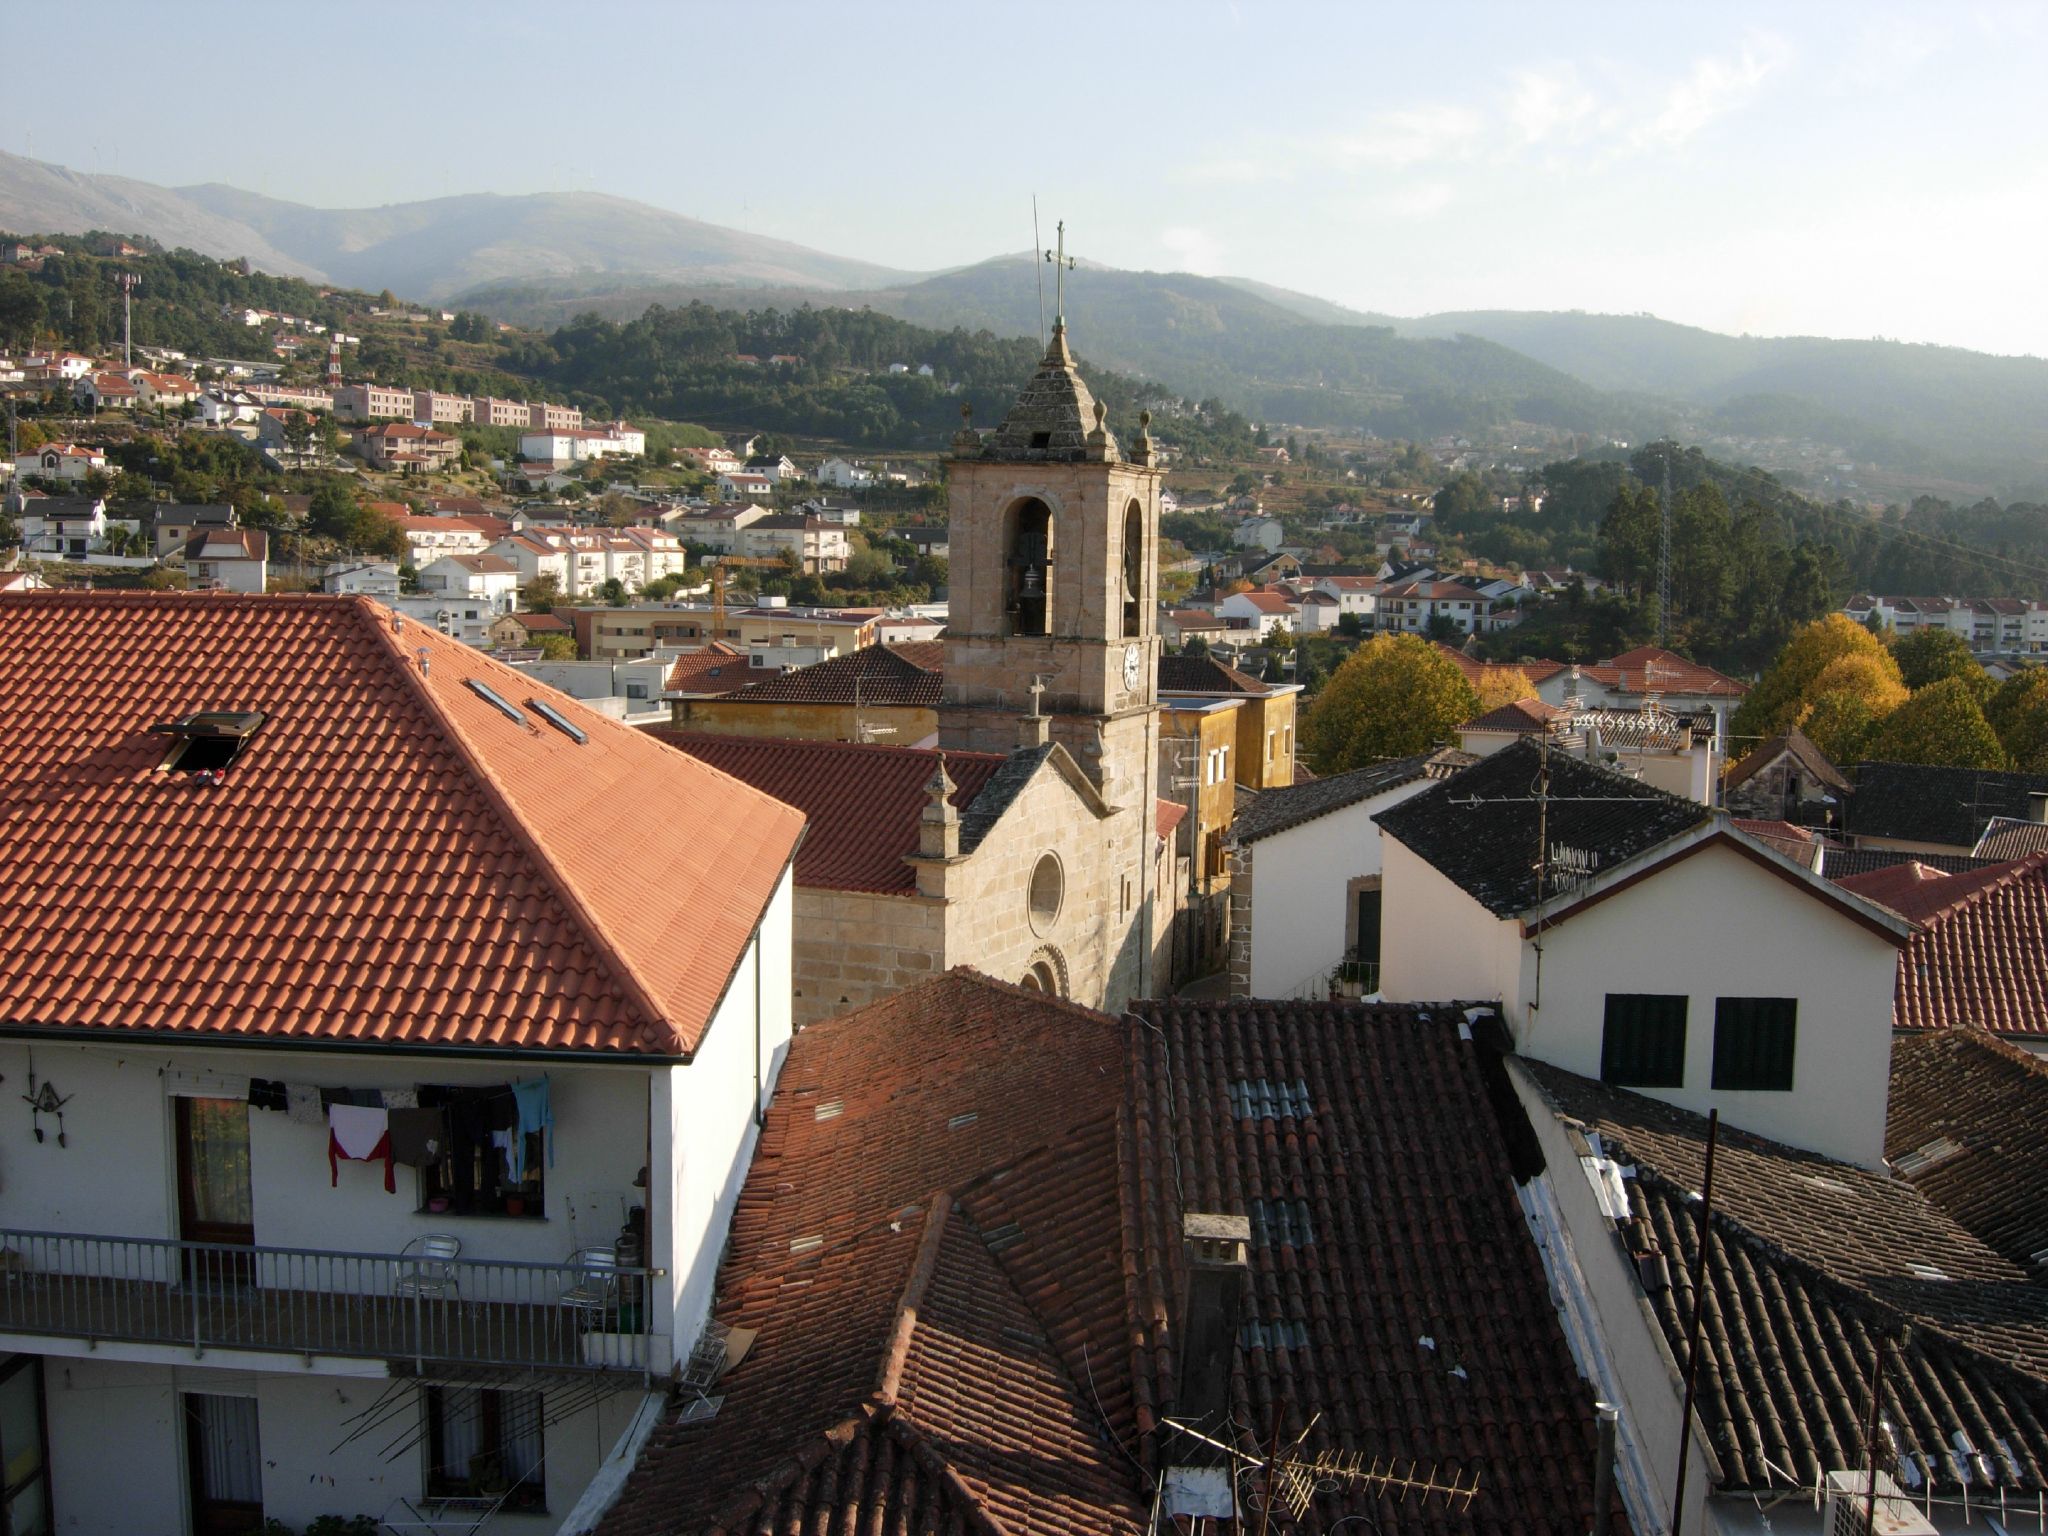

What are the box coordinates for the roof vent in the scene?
[150,710,267,776]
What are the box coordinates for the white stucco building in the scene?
[0,592,804,1534]
[1375,740,1908,1167]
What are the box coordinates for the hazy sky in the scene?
[12,1,2047,355]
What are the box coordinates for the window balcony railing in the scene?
[0,1228,658,1378]
[1332,949,1380,998]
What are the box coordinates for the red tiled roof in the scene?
[713,642,944,708]
[598,970,1139,1536]
[1599,645,1748,698]
[507,611,570,634]
[662,642,745,696]
[604,979,1622,1535]
[658,734,1005,893]
[1846,853,2048,1034]
[1462,697,1564,733]
[1889,1028,2048,1273]
[1230,590,1295,613]
[1155,798,1185,839]
[1157,653,1270,695]
[0,592,802,1056]
[1524,1060,2048,1497]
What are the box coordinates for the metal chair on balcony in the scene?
[557,1246,618,1322]
[393,1234,462,1300]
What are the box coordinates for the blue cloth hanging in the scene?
[509,1077,553,1181]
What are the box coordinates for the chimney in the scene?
[918,756,960,860]
[1175,1212,1250,1431]
[2030,792,2048,825]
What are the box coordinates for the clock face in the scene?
[1123,642,1143,692]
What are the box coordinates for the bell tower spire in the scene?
[938,287,1163,816]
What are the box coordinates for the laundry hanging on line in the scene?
[328,1104,395,1193]
[508,1078,553,1182]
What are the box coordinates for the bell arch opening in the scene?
[1003,497,1054,636]
[1121,500,1144,639]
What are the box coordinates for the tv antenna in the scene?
[117,272,140,369]
[1044,220,1076,327]
[1162,1415,1481,1524]
[1658,444,1672,646]
[1032,195,1046,346]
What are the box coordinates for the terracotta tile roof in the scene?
[1462,697,1565,733]
[1230,590,1295,614]
[1155,797,1186,839]
[0,592,802,1057]
[1521,1060,2048,1497]
[657,734,1005,893]
[1846,853,2048,1035]
[1849,762,2048,851]
[602,977,1621,1535]
[1231,753,1435,845]
[1724,725,1850,794]
[1127,1000,1621,1531]
[660,643,745,696]
[183,529,268,562]
[597,970,1139,1536]
[1890,1028,2048,1273]
[1975,815,2048,860]
[1157,653,1270,695]
[713,642,944,708]
[1730,818,1816,861]
[1377,741,1709,917]
[1599,645,1749,698]
[507,611,570,634]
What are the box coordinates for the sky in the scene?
[10,1,2048,355]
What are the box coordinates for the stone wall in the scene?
[675,698,935,745]
[791,885,945,1026]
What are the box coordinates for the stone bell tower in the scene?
[937,320,1163,817]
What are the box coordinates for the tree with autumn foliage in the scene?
[1988,668,2048,771]
[1796,653,1910,763]
[1301,633,1480,772]
[1891,627,1991,702]
[1733,615,1904,746]
[1473,665,1539,713]
[1864,676,2008,769]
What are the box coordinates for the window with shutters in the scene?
[1601,994,1688,1087]
[1711,997,1797,1091]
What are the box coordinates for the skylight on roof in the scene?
[527,697,586,744]
[1907,1262,1951,1281]
[465,678,526,725]
[151,709,268,776]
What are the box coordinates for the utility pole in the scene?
[117,272,140,370]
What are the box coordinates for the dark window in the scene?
[1003,498,1053,636]
[0,1355,51,1536]
[1601,994,1688,1087]
[425,1387,545,1512]
[419,1085,544,1219]
[1354,888,1383,965]
[1121,501,1145,638]
[1712,997,1797,1091]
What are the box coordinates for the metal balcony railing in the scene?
[0,1229,658,1378]
[1334,950,1381,996]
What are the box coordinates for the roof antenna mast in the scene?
[1032,195,1046,347]
[1659,445,1673,647]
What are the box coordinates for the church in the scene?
[660,315,1174,1019]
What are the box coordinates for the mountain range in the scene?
[5,147,2047,494]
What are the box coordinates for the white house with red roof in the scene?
[1216,587,1296,637]
[13,442,107,483]
[0,592,802,1531]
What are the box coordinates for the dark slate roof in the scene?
[1157,652,1271,695]
[1723,724,1850,794]
[978,325,1119,463]
[1847,761,2048,850]
[955,742,1059,852]
[1890,1027,2048,1272]
[1376,739,1709,917]
[1231,753,1433,845]
[1521,1060,2048,1499]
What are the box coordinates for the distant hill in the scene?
[0,149,917,299]
[173,183,916,299]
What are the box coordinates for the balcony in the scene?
[1331,949,1381,999]
[0,1229,658,1378]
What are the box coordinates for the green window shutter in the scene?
[1601,994,1688,1087]
[1711,997,1797,1091]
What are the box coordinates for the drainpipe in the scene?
[1592,1402,1617,1536]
